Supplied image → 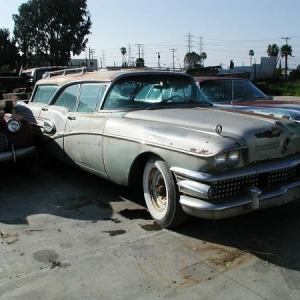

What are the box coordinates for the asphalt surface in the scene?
[1,161,300,300]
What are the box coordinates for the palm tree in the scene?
[280,44,293,80]
[120,47,127,66]
[200,52,207,66]
[248,49,254,66]
[266,44,279,57]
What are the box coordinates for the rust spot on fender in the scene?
[199,149,211,155]
[254,127,283,138]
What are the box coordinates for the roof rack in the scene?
[43,67,90,78]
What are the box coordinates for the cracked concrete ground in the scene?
[0,161,300,300]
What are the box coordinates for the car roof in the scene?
[195,76,247,83]
[36,68,188,86]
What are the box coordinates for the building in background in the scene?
[69,58,98,70]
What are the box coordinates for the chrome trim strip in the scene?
[103,132,247,158]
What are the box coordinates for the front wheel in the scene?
[143,157,188,228]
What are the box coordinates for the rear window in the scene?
[31,85,59,104]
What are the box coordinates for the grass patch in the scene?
[255,80,300,96]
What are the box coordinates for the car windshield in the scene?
[31,85,60,104]
[103,74,208,110]
[199,79,270,103]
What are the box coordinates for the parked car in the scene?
[0,100,36,169]
[196,77,300,122]
[17,68,300,228]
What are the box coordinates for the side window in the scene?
[54,85,79,112]
[78,84,106,112]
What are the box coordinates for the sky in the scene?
[1,0,300,70]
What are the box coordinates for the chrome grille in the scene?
[215,165,300,198]
[258,166,299,187]
[216,175,258,198]
[0,133,8,152]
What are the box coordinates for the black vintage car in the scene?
[0,100,36,168]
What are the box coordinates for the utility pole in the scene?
[102,51,105,68]
[135,44,143,59]
[282,36,291,80]
[282,36,291,45]
[128,44,131,66]
[199,36,203,54]
[170,48,177,70]
[157,52,161,69]
[89,48,95,68]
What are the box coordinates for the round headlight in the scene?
[215,153,227,169]
[228,150,240,167]
[7,118,21,133]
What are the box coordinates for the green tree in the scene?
[0,28,19,70]
[13,0,92,66]
[120,47,127,66]
[248,49,254,66]
[135,58,144,68]
[266,44,279,57]
[280,44,293,80]
[184,52,201,68]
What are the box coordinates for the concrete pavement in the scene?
[0,162,300,299]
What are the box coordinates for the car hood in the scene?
[107,107,300,163]
[215,100,300,122]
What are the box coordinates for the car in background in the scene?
[16,68,300,228]
[0,100,35,169]
[196,77,300,122]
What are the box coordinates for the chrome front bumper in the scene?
[171,158,300,219]
[178,182,300,219]
[0,146,36,163]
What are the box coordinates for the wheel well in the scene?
[129,152,161,186]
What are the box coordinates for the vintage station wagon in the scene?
[17,68,300,228]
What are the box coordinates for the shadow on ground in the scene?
[2,160,299,272]
[174,200,300,271]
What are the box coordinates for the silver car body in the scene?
[17,69,300,226]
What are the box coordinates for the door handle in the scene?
[42,107,48,111]
[68,116,76,120]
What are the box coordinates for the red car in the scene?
[196,77,300,122]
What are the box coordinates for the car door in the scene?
[63,83,109,178]
[39,84,80,161]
